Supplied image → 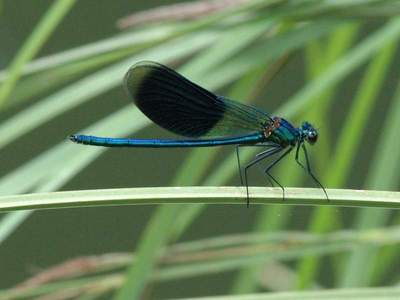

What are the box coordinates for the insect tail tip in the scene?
[69,134,78,143]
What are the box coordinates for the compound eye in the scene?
[308,132,318,144]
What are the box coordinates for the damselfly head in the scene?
[301,121,318,145]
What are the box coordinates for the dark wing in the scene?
[124,61,271,138]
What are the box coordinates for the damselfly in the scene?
[70,61,328,206]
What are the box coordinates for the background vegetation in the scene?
[1,0,400,299]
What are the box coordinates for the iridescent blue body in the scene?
[72,132,264,147]
[70,61,327,205]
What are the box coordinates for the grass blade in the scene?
[170,286,400,300]
[0,0,76,106]
[1,187,399,212]
[0,31,217,150]
[339,78,400,287]
[277,18,400,117]
[296,36,398,289]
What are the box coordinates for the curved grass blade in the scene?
[0,107,149,246]
[199,20,340,88]
[276,18,400,117]
[297,38,398,289]
[0,26,178,82]
[1,187,399,212]
[0,0,76,106]
[169,286,400,300]
[0,31,218,150]
[339,77,400,287]
[6,47,137,110]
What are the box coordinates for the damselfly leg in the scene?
[242,146,282,207]
[295,143,329,201]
